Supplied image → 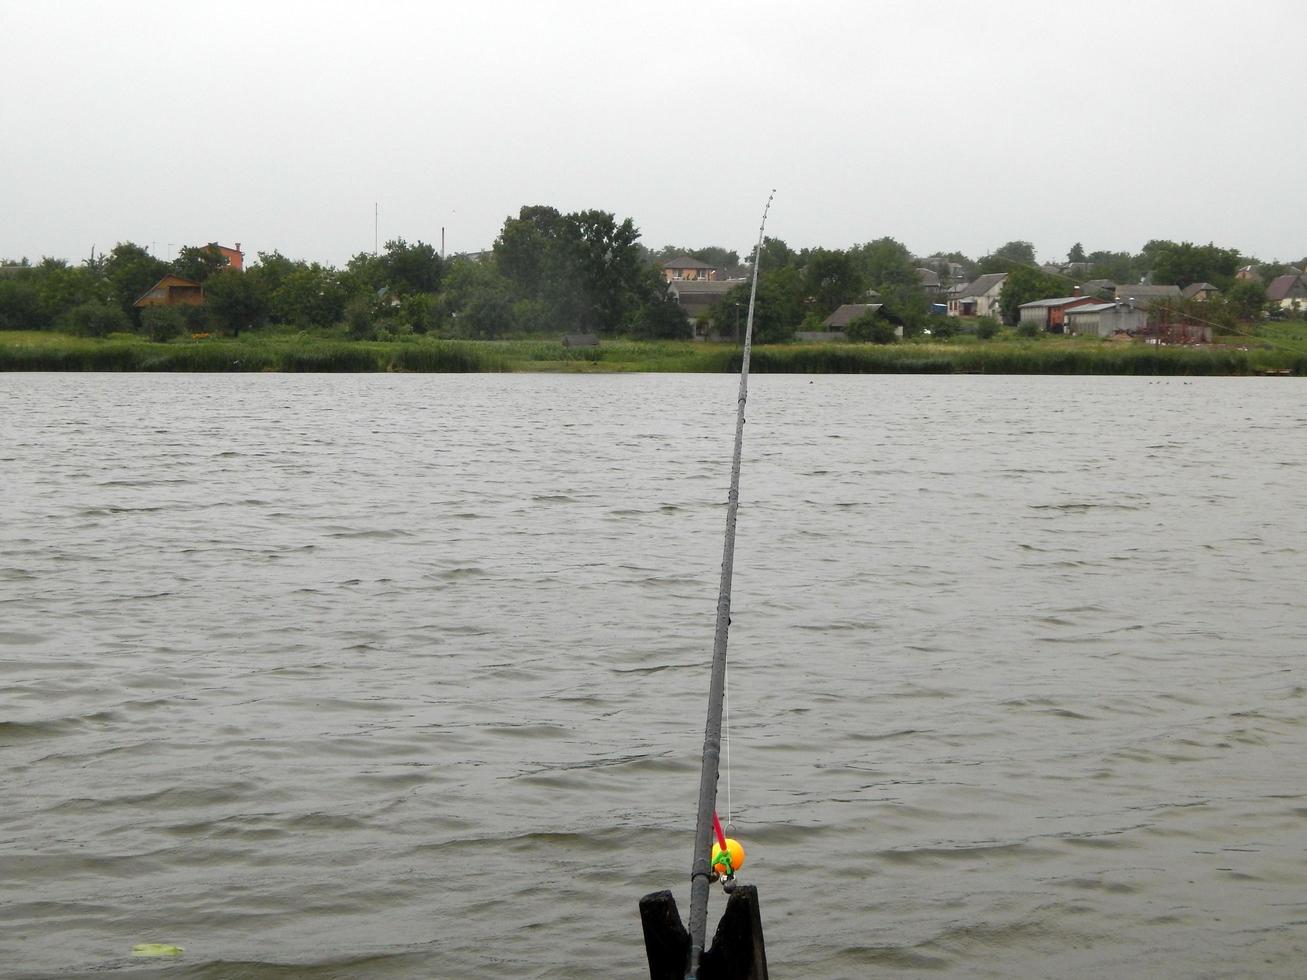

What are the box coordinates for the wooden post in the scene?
[640,886,768,980]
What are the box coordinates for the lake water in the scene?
[2,373,1306,979]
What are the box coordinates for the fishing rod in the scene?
[640,192,774,980]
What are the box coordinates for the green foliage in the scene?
[0,277,45,329]
[632,293,691,340]
[844,311,897,344]
[64,300,131,337]
[928,317,958,340]
[847,238,927,319]
[1068,242,1087,264]
[1226,278,1266,321]
[140,305,188,342]
[438,258,514,338]
[172,245,229,283]
[998,266,1066,325]
[493,205,645,333]
[267,264,347,328]
[1016,321,1041,338]
[1143,240,1242,289]
[205,268,270,335]
[975,316,1000,339]
[380,238,443,294]
[103,242,171,322]
[344,294,376,338]
[978,241,1037,274]
[801,248,866,317]
[708,268,802,344]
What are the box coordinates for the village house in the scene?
[1181,282,1220,301]
[206,242,244,271]
[1114,283,1182,308]
[1078,279,1116,300]
[799,303,903,341]
[1064,301,1149,338]
[661,256,718,282]
[1018,296,1102,333]
[666,279,738,338]
[1266,273,1307,313]
[946,272,1006,318]
[915,268,943,296]
[133,274,204,308]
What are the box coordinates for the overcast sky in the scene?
[2,0,1303,268]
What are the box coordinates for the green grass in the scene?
[1,329,1303,375]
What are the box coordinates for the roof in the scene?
[1181,282,1219,299]
[1117,284,1181,297]
[132,274,203,307]
[823,303,884,328]
[915,268,941,287]
[1065,302,1129,315]
[666,279,737,297]
[1266,274,1307,301]
[1019,296,1093,309]
[956,273,1006,298]
[662,255,717,270]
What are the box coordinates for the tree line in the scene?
[1,209,1301,341]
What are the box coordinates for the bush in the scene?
[140,305,187,342]
[64,300,131,337]
[1016,321,1041,338]
[0,279,46,330]
[976,316,1000,339]
[928,317,957,340]
[845,311,898,343]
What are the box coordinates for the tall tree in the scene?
[997,266,1065,325]
[1068,242,1087,264]
[103,242,170,321]
[978,241,1037,274]
[205,267,269,336]
[380,238,443,294]
[801,248,866,317]
[173,245,230,283]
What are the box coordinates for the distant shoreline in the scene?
[1,331,1303,376]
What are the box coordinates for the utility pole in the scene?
[374,202,379,256]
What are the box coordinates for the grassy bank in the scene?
[1,330,1304,375]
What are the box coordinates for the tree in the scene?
[205,268,269,336]
[492,205,645,333]
[0,278,44,329]
[801,248,866,317]
[997,266,1064,325]
[103,242,170,322]
[1086,250,1139,284]
[849,237,928,323]
[437,258,515,338]
[36,260,105,325]
[1068,242,1087,264]
[978,241,1037,274]
[751,236,796,273]
[1143,240,1241,290]
[632,293,691,339]
[845,311,898,344]
[1225,279,1267,321]
[269,264,347,328]
[65,300,130,337]
[706,267,802,344]
[173,245,230,283]
[380,238,443,294]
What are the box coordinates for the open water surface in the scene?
[2,373,1306,979]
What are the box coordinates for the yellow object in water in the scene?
[712,837,745,875]
[132,943,183,957]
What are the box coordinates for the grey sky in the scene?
[2,0,1303,268]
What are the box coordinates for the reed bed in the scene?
[1,331,1302,376]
